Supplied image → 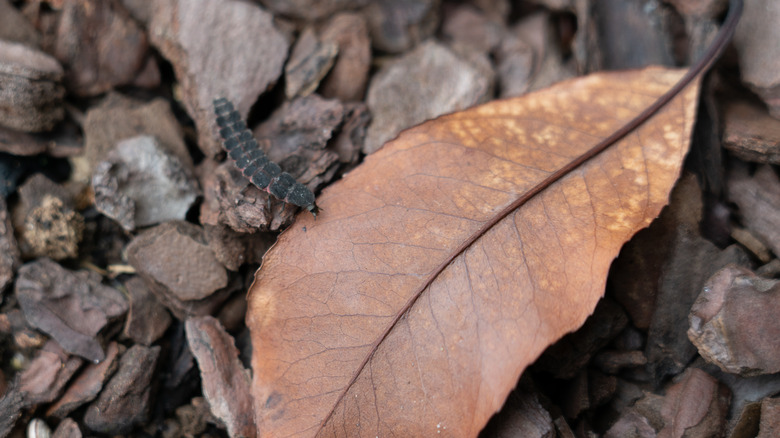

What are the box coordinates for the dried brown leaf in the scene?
[247,66,701,436]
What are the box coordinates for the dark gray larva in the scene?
[213,97,319,217]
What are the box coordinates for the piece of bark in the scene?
[729,401,761,438]
[363,0,440,53]
[285,27,338,99]
[733,0,780,119]
[0,383,24,438]
[645,231,750,382]
[659,368,731,437]
[83,345,160,435]
[689,266,780,376]
[92,135,200,231]
[728,164,780,257]
[254,94,343,189]
[511,11,578,94]
[534,298,628,379]
[0,195,19,294]
[330,102,370,165]
[611,173,703,330]
[442,4,504,54]
[319,13,371,102]
[0,308,47,350]
[203,224,275,272]
[83,93,192,171]
[730,227,772,263]
[149,0,289,157]
[722,99,780,164]
[52,418,82,438]
[50,0,158,96]
[0,0,40,47]
[605,410,657,438]
[593,350,648,375]
[0,119,81,156]
[666,0,728,18]
[122,276,172,345]
[19,340,83,407]
[126,221,228,302]
[215,293,247,333]
[186,316,256,438]
[198,159,295,233]
[173,397,215,438]
[480,377,555,438]
[0,40,64,132]
[16,259,127,362]
[607,368,730,437]
[593,0,676,70]
[258,0,368,21]
[364,40,492,154]
[494,28,535,98]
[757,397,780,438]
[46,342,121,419]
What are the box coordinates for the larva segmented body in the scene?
[213,98,319,217]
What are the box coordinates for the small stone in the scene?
[26,418,51,438]
[92,135,200,231]
[734,0,780,119]
[0,40,64,132]
[19,340,83,406]
[84,345,160,435]
[689,266,780,376]
[285,27,338,99]
[186,316,256,438]
[363,0,440,54]
[364,41,492,154]
[319,13,371,102]
[46,342,121,419]
[50,0,158,96]
[16,258,127,362]
[149,0,289,157]
[723,99,780,164]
